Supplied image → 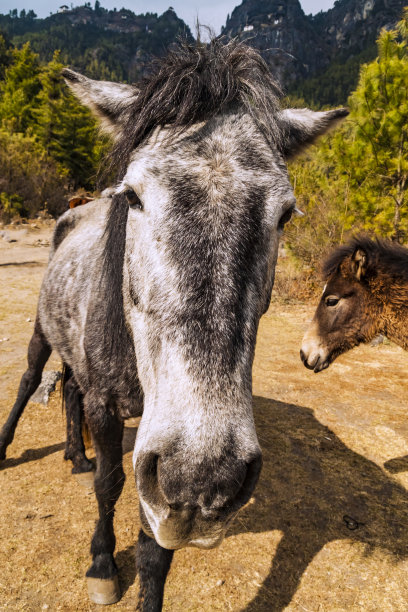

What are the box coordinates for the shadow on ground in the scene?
[0,261,44,267]
[116,544,137,598]
[0,441,65,470]
[3,398,407,611]
[228,396,408,611]
[384,454,408,473]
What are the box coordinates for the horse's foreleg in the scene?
[136,529,174,612]
[85,395,124,605]
[63,366,94,476]
[0,319,51,460]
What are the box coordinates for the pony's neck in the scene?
[373,277,408,350]
[381,307,408,350]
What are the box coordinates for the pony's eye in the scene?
[124,189,143,210]
[325,296,339,307]
[278,207,294,231]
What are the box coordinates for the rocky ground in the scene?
[1,223,408,611]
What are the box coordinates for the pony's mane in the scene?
[323,235,408,280]
[106,38,283,181]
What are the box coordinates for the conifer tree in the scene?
[287,9,408,267]
[33,51,103,189]
[0,42,41,132]
[336,9,408,241]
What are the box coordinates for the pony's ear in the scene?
[278,108,349,158]
[351,248,368,281]
[62,68,139,137]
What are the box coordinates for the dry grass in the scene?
[1,230,408,611]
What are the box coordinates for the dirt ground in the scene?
[1,224,408,612]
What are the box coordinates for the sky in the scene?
[1,0,337,34]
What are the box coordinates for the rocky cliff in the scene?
[222,0,406,94]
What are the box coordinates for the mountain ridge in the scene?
[0,0,406,104]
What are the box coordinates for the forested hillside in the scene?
[0,5,192,83]
[1,0,405,104]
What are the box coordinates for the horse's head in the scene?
[64,41,347,550]
[301,238,385,372]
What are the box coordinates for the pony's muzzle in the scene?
[301,323,330,373]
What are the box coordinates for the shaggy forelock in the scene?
[323,235,408,280]
[106,38,283,181]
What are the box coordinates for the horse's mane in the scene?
[323,235,408,281]
[106,38,283,182]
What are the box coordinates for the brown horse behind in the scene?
[301,236,408,372]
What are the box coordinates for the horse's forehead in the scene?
[126,116,288,196]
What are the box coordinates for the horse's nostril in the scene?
[230,453,262,512]
[136,452,160,501]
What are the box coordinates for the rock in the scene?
[26,317,32,322]
[31,371,62,405]
[1,231,15,243]
[370,334,384,346]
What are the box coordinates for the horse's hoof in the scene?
[87,575,120,605]
[74,470,95,490]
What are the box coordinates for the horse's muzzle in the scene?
[135,449,262,549]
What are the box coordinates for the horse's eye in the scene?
[278,207,294,231]
[124,189,143,210]
[325,296,339,307]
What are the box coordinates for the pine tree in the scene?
[0,42,41,132]
[337,10,408,241]
[33,51,103,189]
[287,9,408,267]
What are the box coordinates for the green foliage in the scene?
[286,139,354,270]
[0,128,68,221]
[0,43,105,219]
[32,51,103,189]
[0,191,23,217]
[343,15,408,241]
[0,3,193,219]
[287,10,408,267]
[0,42,41,131]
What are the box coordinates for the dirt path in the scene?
[1,228,408,611]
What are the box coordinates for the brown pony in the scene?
[301,236,408,372]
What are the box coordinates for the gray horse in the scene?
[0,40,347,609]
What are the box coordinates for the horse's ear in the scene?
[62,68,139,137]
[278,108,349,158]
[351,248,368,281]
